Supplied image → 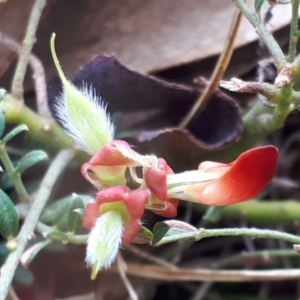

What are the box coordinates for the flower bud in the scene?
[50,33,114,154]
[86,210,123,279]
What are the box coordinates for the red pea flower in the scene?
[83,186,150,244]
[81,140,157,189]
[167,146,278,206]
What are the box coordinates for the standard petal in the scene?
[95,186,131,206]
[184,146,278,206]
[88,140,145,166]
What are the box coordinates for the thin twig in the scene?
[179,7,243,128]
[288,0,300,63]
[0,32,50,117]
[0,149,74,300]
[11,0,47,100]
[120,263,300,282]
[117,253,139,300]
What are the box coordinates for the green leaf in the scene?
[163,220,197,233]
[152,222,170,246]
[255,0,265,13]
[0,110,5,139]
[15,150,48,174]
[1,124,29,144]
[21,240,51,267]
[67,194,85,233]
[0,189,19,239]
[41,194,91,231]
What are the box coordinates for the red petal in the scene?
[88,140,144,167]
[123,189,150,220]
[82,202,99,228]
[144,158,173,201]
[122,220,142,244]
[95,186,131,206]
[185,146,278,206]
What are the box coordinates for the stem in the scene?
[156,227,300,246]
[0,149,74,300]
[288,0,300,63]
[0,145,29,202]
[11,0,47,100]
[179,7,242,128]
[261,85,292,131]
[1,94,76,152]
[233,0,286,71]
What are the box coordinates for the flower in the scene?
[81,140,179,217]
[83,186,150,244]
[81,140,157,189]
[167,146,278,206]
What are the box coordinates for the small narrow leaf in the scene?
[255,0,265,13]
[16,150,48,174]
[152,222,170,246]
[1,124,29,144]
[67,194,85,233]
[21,240,51,267]
[0,189,19,239]
[0,110,5,138]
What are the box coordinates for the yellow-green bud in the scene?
[50,33,114,154]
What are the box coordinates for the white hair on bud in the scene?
[55,82,115,154]
[86,211,123,275]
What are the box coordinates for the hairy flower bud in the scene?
[50,33,114,154]
[86,210,123,279]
